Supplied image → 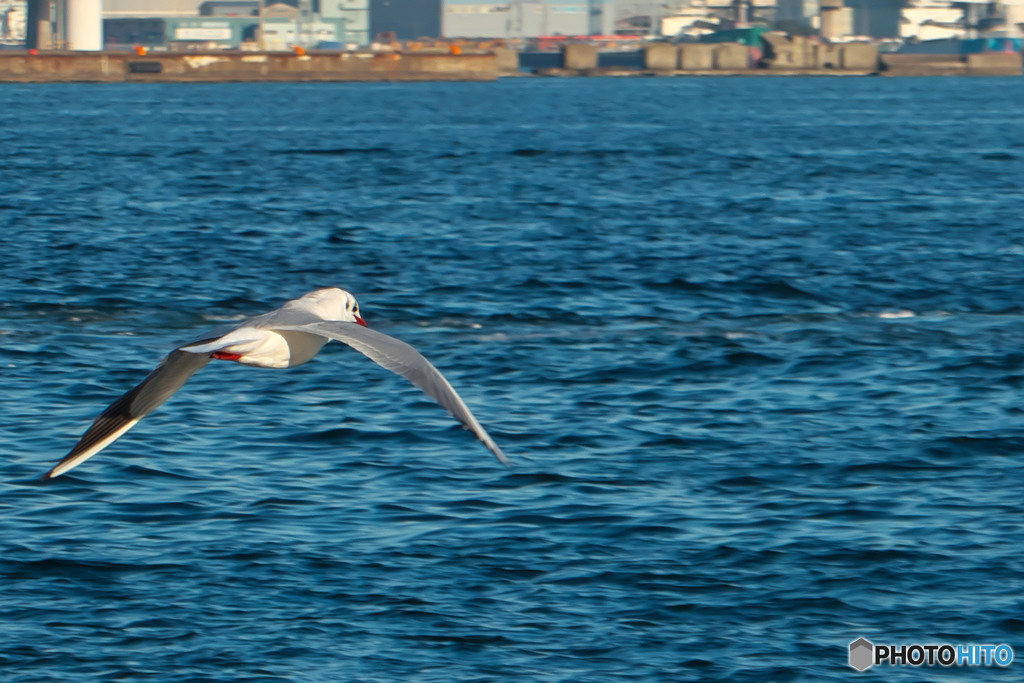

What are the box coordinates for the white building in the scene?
[102,0,368,45]
[899,0,963,41]
[322,0,367,43]
[103,0,205,17]
[898,0,1024,41]
[1,1,26,44]
[443,1,616,39]
[657,0,776,37]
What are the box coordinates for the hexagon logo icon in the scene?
[849,638,874,671]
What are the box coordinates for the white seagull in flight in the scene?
[43,288,508,479]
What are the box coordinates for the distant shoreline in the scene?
[0,48,1019,83]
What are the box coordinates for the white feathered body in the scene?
[183,328,328,368]
[180,288,359,368]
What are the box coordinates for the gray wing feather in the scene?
[275,321,509,466]
[119,348,212,417]
[44,348,211,479]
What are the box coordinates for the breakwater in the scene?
[0,42,1019,83]
[521,40,1022,77]
[0,50,499,83]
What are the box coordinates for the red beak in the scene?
[355,315,367,327]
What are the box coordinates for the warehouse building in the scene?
[369,0,441,40]
[444,0,615,38]
[103,0,368,47]
[368,0,615,40]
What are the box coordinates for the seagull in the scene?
[43,288,508,480]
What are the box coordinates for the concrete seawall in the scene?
[2,45,1020,82]
[526,39,1021,78]
[880,52,1023,76]
[0,51,499,83]
[527,42,880,77]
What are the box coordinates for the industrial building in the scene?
[110,1,369,47]
[367,1,616,41]
[103,0,205,17]
[369,0,441,40]
[104,3,362,50]
[19,0,1024,51]
[656,0,1024,41]
[1,1,26,46]
[26,0,368,49]
[443,1,616,38]
[104,13,349,51]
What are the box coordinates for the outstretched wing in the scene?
[43,349,212,479]
[274,321,509,466]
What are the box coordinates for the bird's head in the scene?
[299,287,368,326]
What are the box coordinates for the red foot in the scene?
[211,351,243,361]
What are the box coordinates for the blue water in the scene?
[2,77,1024,681]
